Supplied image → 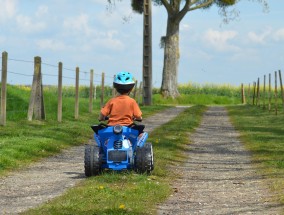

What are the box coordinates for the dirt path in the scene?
[157,106,284,215]
[0,107,187,215]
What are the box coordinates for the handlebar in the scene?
[99,116,109,122]
[134,118,142,122]
[99,116,142,122]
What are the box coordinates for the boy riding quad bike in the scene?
[84,71,154,176]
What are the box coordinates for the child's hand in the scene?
[133,117,142,122]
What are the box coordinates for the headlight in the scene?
[113,125,123,134]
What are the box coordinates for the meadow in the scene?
[1,83,284,213]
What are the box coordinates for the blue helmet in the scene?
[113,71,135,93]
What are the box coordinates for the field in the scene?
[1,83,284,213]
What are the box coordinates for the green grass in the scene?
[22,105,207,215]
[152,82,242,105]
[153,93,240,105]
[227,105,284,203]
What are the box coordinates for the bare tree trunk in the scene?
[161,17,181,98]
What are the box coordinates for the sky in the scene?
[0,0,284,87]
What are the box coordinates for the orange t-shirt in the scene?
[100,95,142,126]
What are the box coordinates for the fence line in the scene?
[241,70,284,115]
[0,51,143,126]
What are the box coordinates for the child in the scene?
[98,71,142,126]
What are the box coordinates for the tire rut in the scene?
[157,106,284,215]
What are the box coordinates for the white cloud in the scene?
[0,0,17,23]
[16,14,46,33]
[95,2,136,28]
[92,30,124,50]
[247,28,271,44]
[181,24,191,32]
[62,13,125,51]
[35,5,49,18]
[63,14,93,36]
[36,39,66,51]
[273,28,284,41]
[203,29,239,52]
[230,48,259,62]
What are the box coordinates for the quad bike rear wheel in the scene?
[135,142,154,174]
[84,140,102,177]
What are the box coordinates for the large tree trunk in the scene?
[161,17,181,98]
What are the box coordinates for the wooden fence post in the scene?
[247,83,251,105]
[256,78,260,107]
[75,67,79,119]
[1,51,8,126]
[252,82,256,105]
[100,72,105,107]
[27,56,45,121]
[89,69,94,113]
[241,83,245,104]
[94,84,97,100]
[268,73,271,112]
[58,62,63,122]
[279,70,284,111]
[275,71,278,115]
[263,75,266,109]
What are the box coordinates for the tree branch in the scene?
[175,0,191,22]
[189,0,214,11]
[160,0,174,14]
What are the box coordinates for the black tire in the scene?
[135,142,154,174]
[84,141,102,177]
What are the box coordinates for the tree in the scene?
[109,0,268,98]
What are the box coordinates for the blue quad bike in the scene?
[84,121,154,177]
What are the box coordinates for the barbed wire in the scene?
[7,71,33,77]
[41,62,58,68]
[8,58,34,64]
[2,54,119,87]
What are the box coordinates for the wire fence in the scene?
[0,51,142,125]
[241,70,284,115]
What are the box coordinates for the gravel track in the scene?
[157,106,284,215]
[0,107,187,215]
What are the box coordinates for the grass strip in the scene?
[227,105,284,204]
[22,105,207,215]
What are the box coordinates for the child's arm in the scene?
[134,116,142,121]
[98,112,106,121]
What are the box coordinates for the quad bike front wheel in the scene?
[84,141,102,177]
[135,142,154,174]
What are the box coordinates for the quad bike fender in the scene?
[93,133,101,147]
[137,132,148,147]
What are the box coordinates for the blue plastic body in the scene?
[94,126,148,170]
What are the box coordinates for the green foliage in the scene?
[131,0,143,14]
[130,0,238,13]
[215,0,236,7]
